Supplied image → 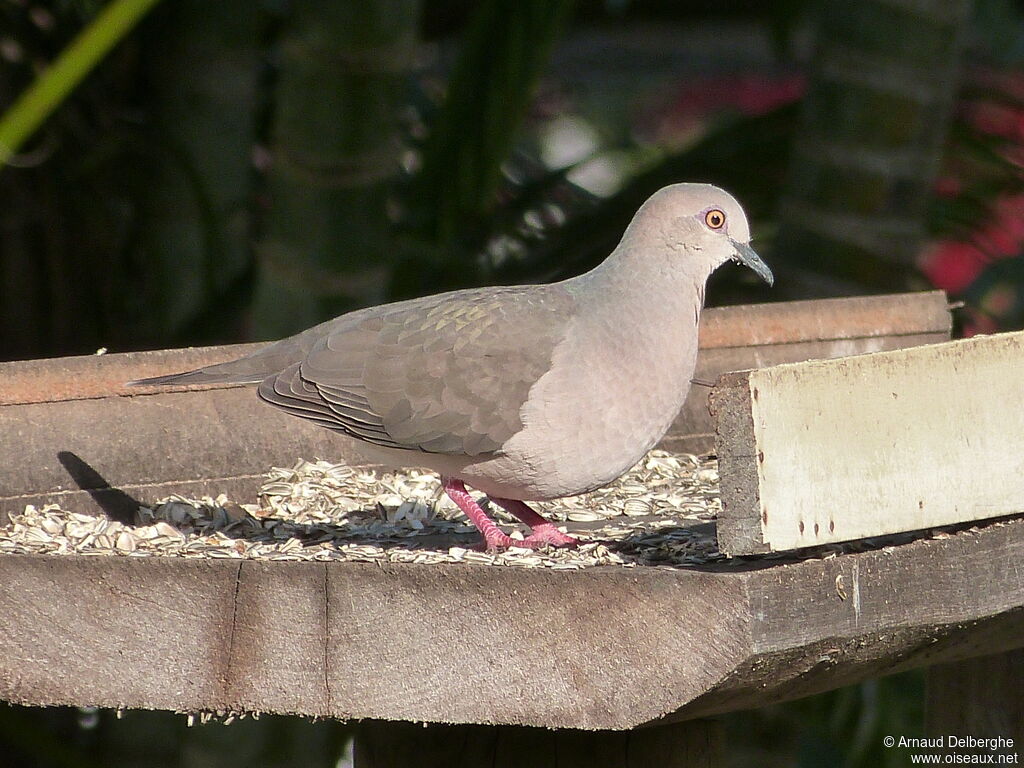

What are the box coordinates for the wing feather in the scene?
[256,285,576,456]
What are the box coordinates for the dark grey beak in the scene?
[730,239,774,286]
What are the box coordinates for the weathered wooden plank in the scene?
[711,330,1024,555]
[0,343,266,407]
[674,517,1024,719]
[0,292,949,519]
[227,561,329,714]
[667,331,949,454]
[351,719,723,768]
[0,556,236,711]
[0,387,365,517]
[697,291,950,349]
[0,517,1020,729]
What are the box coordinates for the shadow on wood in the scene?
[56,451,141,525]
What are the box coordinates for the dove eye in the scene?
[704,209,726,229]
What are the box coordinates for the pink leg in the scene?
[489,497,579,548]
[443,477,516,552]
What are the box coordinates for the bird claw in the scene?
[522,523,579,549]
[477,531,517,553]
[445,479,579,552]
[479,523,579,552]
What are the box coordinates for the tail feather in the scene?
[128,367,267,387]
[128,313,346,388]
[128,341,305,387]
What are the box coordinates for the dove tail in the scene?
[127,365,267,388]
[128,316,332,388]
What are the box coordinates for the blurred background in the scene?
[1,0,1022,765]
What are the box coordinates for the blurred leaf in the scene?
[963,253,1024,329]
[391,103,797,303]
[483,104,798,288]
[0,0,164,166]
[408,0,575,245]
[972,0,1024,65]
[928,123,1024,241]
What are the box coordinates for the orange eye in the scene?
[705,209,726,229]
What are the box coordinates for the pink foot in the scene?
[443,477,517,552]
[490,497,580,549]
[442,479,580,551]
[522,522,580,548]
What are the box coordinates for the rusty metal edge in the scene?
[0,342,268,407]
[699,290,950,349]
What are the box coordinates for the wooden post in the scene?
[352,720,723,768]
[925,649,1023,756]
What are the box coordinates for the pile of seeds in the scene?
[0,450,724,569]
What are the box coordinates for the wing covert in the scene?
[257,285,576,456]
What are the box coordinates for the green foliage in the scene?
[963,254,1024,329]
[929,99,1024,241]
[389,0,576,299]
[0,0,163,165]
[727,671,925,768]
[0,0,261,357]
[486,106,796,288]
[0,704,351,768]
[406,0,575,244]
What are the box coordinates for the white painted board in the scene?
[714,331,1024,554]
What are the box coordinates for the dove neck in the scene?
[571,243,714,329]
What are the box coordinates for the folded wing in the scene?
[258,285,576,456]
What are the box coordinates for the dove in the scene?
[131,183,772,550]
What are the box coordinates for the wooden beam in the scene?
[1,517,1021,729]
[0,292,949,520]
[711,330,1024,555]
[697,291,949,349]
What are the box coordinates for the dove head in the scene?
[624,183,774,286]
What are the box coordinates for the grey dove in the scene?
[131,183,772,551]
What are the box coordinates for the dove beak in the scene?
[730,239,774,286]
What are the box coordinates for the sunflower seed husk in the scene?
[0,450,741,570]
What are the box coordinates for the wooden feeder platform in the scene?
[2,290,1022,767]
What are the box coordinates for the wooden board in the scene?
[711,330,1024,555]
[0,292,949,520]
[670,290,950,452]
[0,517,1021,730]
